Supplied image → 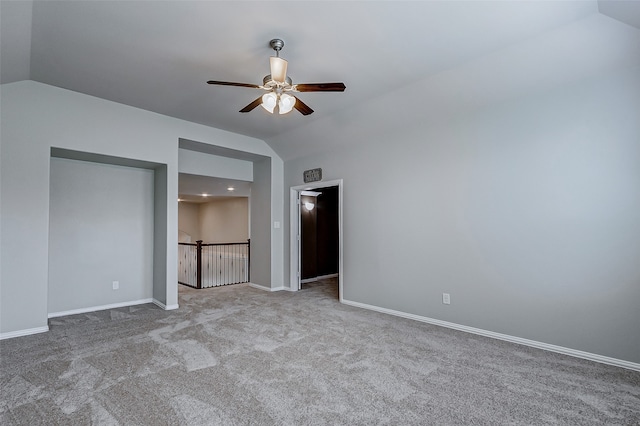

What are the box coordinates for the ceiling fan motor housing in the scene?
[263,75,293,89]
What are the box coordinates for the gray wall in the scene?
[48,157,154,313]
[250,158,272,287]
[283,66,640,364]
[0,81,283,337]
[178,148,253,181]
[153,164,168,305]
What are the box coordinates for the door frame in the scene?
[289,179,343,302]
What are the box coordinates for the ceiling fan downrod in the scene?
[270,38,285,57]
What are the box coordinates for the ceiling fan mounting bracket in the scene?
[270,38,285,53]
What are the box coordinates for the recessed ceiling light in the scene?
[227,187,235,191]
[202,193,209,197]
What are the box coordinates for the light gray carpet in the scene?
[1,278,639,425]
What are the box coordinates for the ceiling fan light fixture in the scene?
[278,93,295,114]
[261,92,277,113]
[207,38,344,116]
[270,56,288,83]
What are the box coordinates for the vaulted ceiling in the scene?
[2,1,639,161]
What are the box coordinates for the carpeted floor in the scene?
[1,278,639,425]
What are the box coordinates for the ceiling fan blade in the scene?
[295,82,346,92]
[239,96,264,113]
[293,97,314,116]
[207,80,261,89]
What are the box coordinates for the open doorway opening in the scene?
[290,179,343,301]
[300,186,339,282]
[178,173,251,289]
[177,139,275,290]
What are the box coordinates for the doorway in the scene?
[300,186,338,283]
[289,179,343,301]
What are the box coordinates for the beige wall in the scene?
[178,202,199,241]
[200,198,249,243]
[178,198,249,243]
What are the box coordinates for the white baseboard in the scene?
[48,299,154,318]
[248,283,287,292]
[153,299,179,310]
[341,299,640,372]
[0,326,49,340]
[301,273,339,284]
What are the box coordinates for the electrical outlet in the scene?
[112,281,119,290]
[442,293,450,305]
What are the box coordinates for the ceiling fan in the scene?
[207,39,346,116]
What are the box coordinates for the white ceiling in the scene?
[178,173,251,203]
[1,1,639,163]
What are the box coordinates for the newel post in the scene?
[196,240,203,289]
